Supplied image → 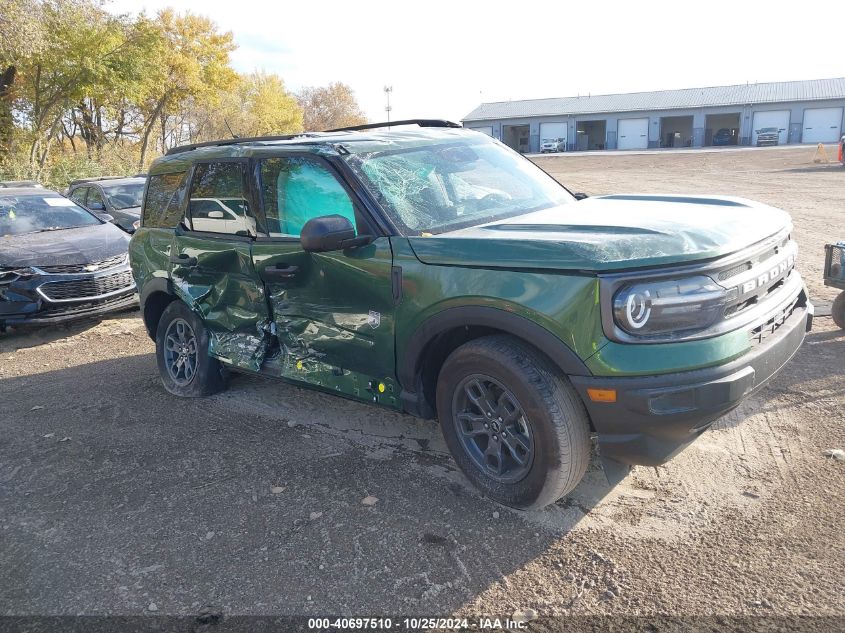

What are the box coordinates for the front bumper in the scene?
[570,295,812,478]
[0,266,137,327]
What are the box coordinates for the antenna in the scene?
[384,86,393,127]
[224,119,239,139]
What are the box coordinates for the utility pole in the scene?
[384,85,393,127]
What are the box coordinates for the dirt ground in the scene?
[1,146,843,629]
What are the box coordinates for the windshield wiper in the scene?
[33,226,73,233]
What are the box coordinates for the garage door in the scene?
[802,107,843,143]
[751,110,790,145]
[539,122,568,147]
[468,126,493,136]
[617,117,649,150]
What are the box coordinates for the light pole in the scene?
[384,85,393,127]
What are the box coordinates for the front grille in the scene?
[717,236,789,282]
[719,236,796,320]
[39,271,134,302]
[38,254,127,274]
[39,294,137,317]
[749,294,802,346]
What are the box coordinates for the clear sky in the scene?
[107,0,845,123]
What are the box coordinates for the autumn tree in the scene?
[8,1,158,174]
[296,82,367,132]
[200,71,303,140]
[137,10,237,168]
[0,0,46,162]
[0,1,331,184]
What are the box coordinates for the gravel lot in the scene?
[1,146,843,628]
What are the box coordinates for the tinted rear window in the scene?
[143,172,188,228]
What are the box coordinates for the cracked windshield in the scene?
[347,135,574,235]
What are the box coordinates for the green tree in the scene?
[296,82,367,132]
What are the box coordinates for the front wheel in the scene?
[832,292,845,330]
[436,335,591,509]
[155,300,226,397]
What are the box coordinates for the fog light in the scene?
[649,389,696,414]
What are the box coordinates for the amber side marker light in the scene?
[587,388,617,403]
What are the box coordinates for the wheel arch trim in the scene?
[398,306,592,416]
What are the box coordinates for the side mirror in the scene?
[301,215,370,252]
[572,192,589,200]
[207,210,225,219]
[88,200,106,212]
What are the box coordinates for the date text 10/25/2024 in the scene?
[307,617,530,630]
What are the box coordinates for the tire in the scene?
[832,292,845,330]
[436,335,591,510]
[155,300,226,397]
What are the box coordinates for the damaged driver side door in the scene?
[251,154,399,408]
[170,159,271,372]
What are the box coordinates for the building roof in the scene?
[463,77,845,122]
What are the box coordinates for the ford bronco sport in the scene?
[129,119,812,509]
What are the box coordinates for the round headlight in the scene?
[624,289,651,329]
[613,276,727,337]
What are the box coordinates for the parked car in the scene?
[712,128,735,146]
[130,120,811,509]
[0,188,136,329]
[540,137,566,153]
[189,197,255,235]
[67,176,146,233]
[755,127,781,146]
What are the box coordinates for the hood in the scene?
[408,194,792,272]
[116,206,141,217]
[0,222,130,268]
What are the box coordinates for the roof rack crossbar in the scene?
[326,119,462,132]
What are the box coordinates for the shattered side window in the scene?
[260,158,356,237]
[143,172,188,229]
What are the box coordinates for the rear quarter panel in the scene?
[128,227,174,301]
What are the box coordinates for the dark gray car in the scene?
[0,188,136,329]
[67,176,146,233]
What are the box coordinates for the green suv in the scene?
[129,120,812,509]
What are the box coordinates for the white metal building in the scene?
[462,78,845,153]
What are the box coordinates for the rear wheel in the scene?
[832,292,845,330]
[155,300,226,397]
[436,335,591,509]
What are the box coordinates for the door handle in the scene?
[262,264,299,280]
[170,254,198,267]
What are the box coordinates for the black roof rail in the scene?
[326,119,462,132]
[166,133,310,156]
[165,120,463,156]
